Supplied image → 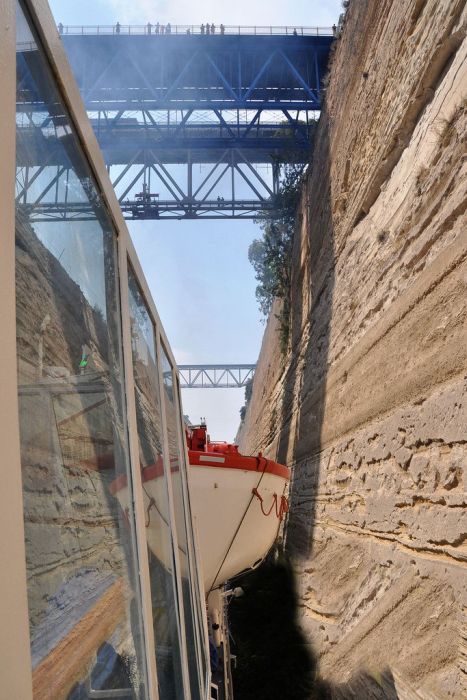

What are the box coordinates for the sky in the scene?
[50,1,340,28]
[48,0,342,442]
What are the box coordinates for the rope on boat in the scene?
[251,488,289,520]
[208,456,269,593]
[208,457,290,593]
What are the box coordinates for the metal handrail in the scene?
[57,24,334,37]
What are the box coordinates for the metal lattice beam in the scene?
[16,30,334,220]
[15,164,277,221]
[178,364,256,388]
[61,33,332,110]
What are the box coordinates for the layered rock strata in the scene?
[239,0,467,697]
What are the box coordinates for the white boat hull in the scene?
[112,456,289,593]
[188,464,288,592]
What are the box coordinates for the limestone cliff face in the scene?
[239,0,467,697]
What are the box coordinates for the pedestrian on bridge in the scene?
[155,22,160,34]
[220,24,225,35]
[115,21,121,34]
[211,23,216,34]
[201,23,205,35]
[147,22,152,34]
[58,22,63,34]
[206,23,210,35]
[166,22,171,34]
[160,24,165,35]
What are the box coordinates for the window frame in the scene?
[124,260,193,700]
[1,0,212,696]
[173,374,212,698]
[0,1,34,697]
[13,1,160,695]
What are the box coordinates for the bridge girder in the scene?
[62,34,331,110]
[16,30,333,220]
[178,364,256,389]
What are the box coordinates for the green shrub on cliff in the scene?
[239,375,254,421]
[248,163,305,349]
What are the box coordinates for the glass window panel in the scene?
[174,378,209,696]
[127,268,185,700]
[161,350,203,700]
[15,4,147,698]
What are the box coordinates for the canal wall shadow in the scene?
[229,554,400,700]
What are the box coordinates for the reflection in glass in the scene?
[161,350,203,700]
[16,3,147,698]
[174,376,209,695]
[126,270,185,700]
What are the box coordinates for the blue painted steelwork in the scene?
[17,29,334,220]
[63,33,331,111]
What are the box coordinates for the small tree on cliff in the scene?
[239,376,254,422]
[248,163,305,347]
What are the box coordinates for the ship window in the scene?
[161,349,204,700]
[127,267,185,700]
[15,3,148,698]
[174,376,210,696]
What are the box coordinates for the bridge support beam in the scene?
[178,365,256,389]
[16,30,333,220]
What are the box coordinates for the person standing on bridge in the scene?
[115,21,121,34]
[201,23,205,34]
[206,22,210,35]
[211,23,216,34]
[155,22,160,34]
[160,24,165,35]
[220,23,225,35]
[166,22,171,34]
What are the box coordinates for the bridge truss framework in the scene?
[178,364,256,389]
[16,28,333,221]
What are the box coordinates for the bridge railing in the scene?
[58,24,335,37]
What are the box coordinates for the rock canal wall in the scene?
[238,0,467,696]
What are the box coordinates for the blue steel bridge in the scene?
[16,25,334,221]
